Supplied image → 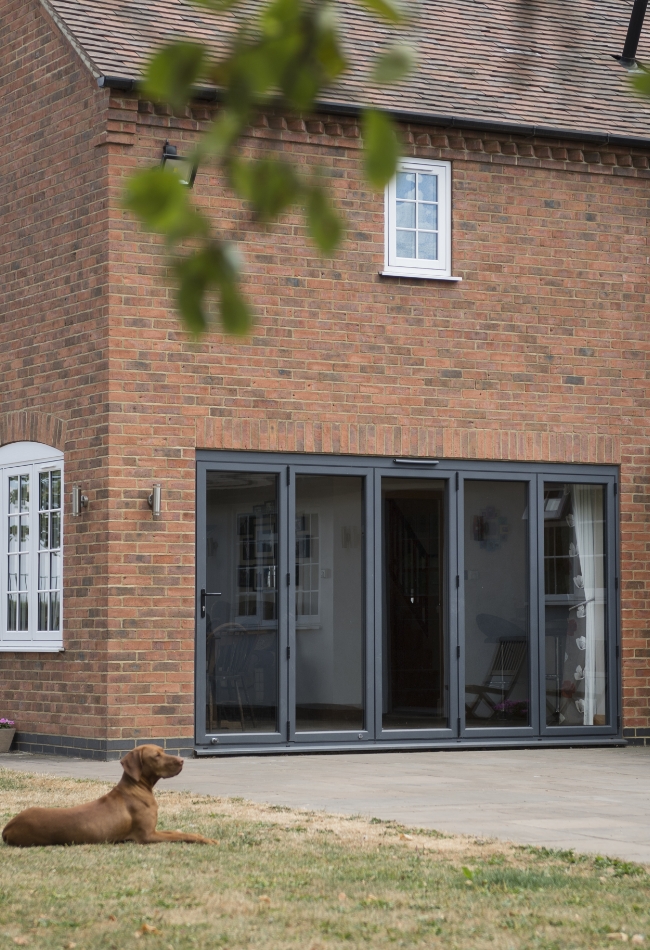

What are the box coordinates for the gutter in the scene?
[97,75,650,152]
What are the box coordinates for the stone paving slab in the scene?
[1,746,649,863]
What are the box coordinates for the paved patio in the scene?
[2,746,649,862]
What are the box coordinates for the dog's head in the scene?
[120,745,184,785]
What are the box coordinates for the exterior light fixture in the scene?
[148,484,162,520]
[71,484,88,517]
[161,140,197,187]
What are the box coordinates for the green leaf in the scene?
[362,109,400,188]
[462,867,474,881]
[174,242,252,336]
[372,44,414,84]
[355,0,403,23]
[219,278,253,335]
[306,185,343,253]
[123,167,209,243]
[630,68,650,97]
[197,109,243,160]
[143,41,207,112]
[230,158,302,220]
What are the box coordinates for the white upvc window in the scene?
[0,442,64,652]
[383,158,459,280]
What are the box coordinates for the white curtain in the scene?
[572,486,605,725]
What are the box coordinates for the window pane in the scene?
[51,471,61,509]
[544,484,607,726]
[417,231,437,261]
[50,591,60,631]
[8,555,18,592]
[18,593,28,631]
[418,203,438,231]
[8,518,17,552]
[19,517,29,551]
[50,551,61,588]
[396,230,416,258]
[40,472,49,511]
[396,172,415,199]
[40,512,49,549]
[205,471,279,734]
[8,477,18,514]
[382,478,447,730]
[39,592,48,632]
[417,173,437,202]
[464,481,530,727]
[396,201,415,228]
[51,511,61,549]
[39,553,49,590]
[295,475,364,732]
[19,554,29,591]
[20,474,29,512]
[7,594,17,631]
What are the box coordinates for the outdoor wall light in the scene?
[161,140,198,187]
[71,484,88,517]
[148,483,162,520]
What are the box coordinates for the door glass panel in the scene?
[382,478,447,729]
[544,483,607,726]
[205,472,279,734]
[295,475,364,732]
[464,481,529,727]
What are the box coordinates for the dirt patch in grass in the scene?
[0,768,648,949]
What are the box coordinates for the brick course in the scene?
[2,0,650,755]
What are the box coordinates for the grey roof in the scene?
[42,0,650,141]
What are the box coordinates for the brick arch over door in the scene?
[0,411,66,452]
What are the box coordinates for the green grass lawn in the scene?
[0,767,648,949]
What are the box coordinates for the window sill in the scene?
[0,643,64,653]
[380,269,462,281]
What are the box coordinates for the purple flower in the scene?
[0,718,15,728]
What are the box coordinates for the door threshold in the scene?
[194,736,625,756]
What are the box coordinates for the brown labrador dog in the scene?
[2,744,217,847]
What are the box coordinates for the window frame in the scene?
[0,442,64,653]
[383,157,459,281]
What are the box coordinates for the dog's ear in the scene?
[120,747,143,782]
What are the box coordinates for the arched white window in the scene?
[0,442,64,652]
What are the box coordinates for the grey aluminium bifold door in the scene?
[196,454,619,752]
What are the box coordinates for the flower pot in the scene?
[0,729,16,753]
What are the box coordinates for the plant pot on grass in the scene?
[0,719,16,753]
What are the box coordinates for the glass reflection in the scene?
[205,472,279,734]
[382,478,447,730]
[295,475,364,732]
[464,481,529,727]
[544,484,607,726]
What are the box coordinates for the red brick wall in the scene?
[3,0,650,754]
[107,102,649,746]
[0,0,111,754]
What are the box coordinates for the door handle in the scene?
[200,589,222,618]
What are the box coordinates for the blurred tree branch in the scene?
[123,0,413,335]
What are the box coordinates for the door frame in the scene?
[195,459,289,748]
[195,453,620,752]
[458,470,539,740]
[374,466,457,742]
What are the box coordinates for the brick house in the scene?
[2,0,650,758]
